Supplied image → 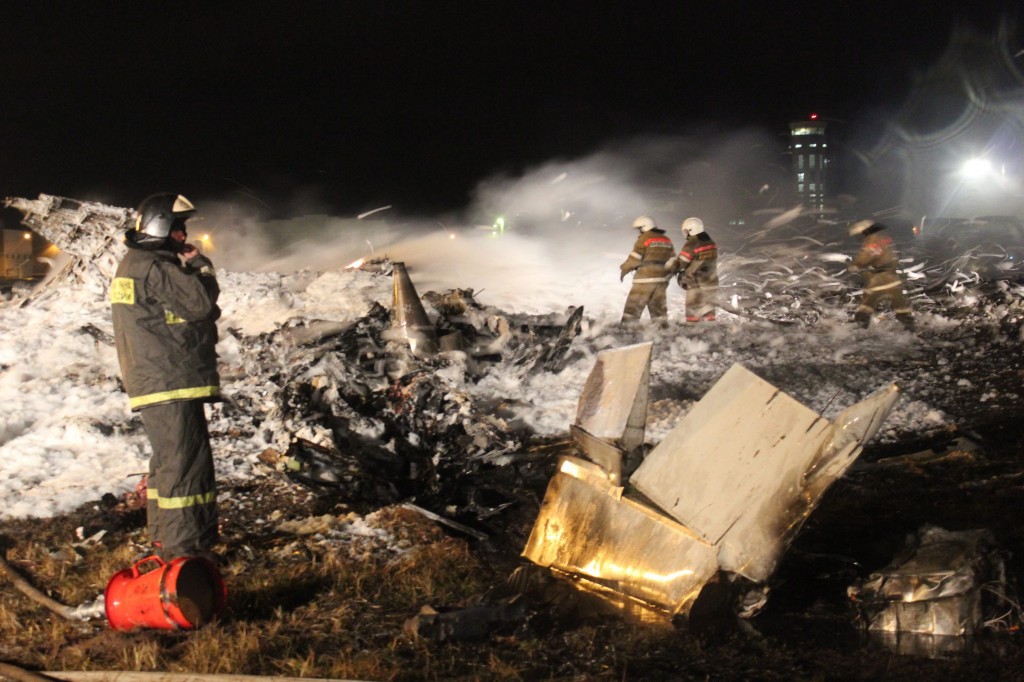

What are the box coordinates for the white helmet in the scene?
[682,217,705,236]
[632,215,657,232]
[849,219,874,237]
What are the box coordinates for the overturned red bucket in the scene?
[105,555,227,630]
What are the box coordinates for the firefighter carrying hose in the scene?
[847,219,915,330]
[110,193,222,563]
[676,217,718,322]
[619,215,677,322]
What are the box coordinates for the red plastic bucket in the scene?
[105,555,227,630]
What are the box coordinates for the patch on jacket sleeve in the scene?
[110,277,135,305]
[164,310,187,325]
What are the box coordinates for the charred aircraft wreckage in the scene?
[4,194,1014,649]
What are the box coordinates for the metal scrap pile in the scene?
[848,525,1015,656]
[719,219,1024,325]
[2,194,134,304]
[406,346,909,642]
[522,344,901,618]
[216,260,587,526]
[3,194,584,535]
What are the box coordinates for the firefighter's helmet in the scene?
[682,217,705,236]
[632,215,657,232]
[849,219,875,237]
[136,193,197,239]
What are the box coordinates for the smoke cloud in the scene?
[192,20,1024,316]
[194,127,795,316]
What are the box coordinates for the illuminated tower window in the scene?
[788,115,829,213]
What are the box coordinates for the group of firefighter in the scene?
[107,193,917,575]
[620,215,719,323]
[619,214,915,331]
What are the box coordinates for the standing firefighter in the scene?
[676,217,718,322]
[110,193,222,562]
[847,220,914,330]
[619,215,677,322]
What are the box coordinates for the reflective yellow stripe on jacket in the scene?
[129,385,220,410]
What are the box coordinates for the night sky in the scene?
[0,2,1019,218]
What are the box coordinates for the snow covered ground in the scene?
[2,220,1022,520]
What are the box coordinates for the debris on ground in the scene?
[2,194,134,305]
[4,194,1024,676]
[522,357,900,618]
[848,525,1019,656]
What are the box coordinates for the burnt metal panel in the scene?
[522,457,718,615]
[574,341,651,453]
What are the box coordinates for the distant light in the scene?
[810,113,818,120]
[22,232,31,240]
[961,158,992,180]
[200,234,210,242]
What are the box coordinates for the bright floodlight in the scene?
[961,158,992,180]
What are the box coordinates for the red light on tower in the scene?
[810,113,818,120]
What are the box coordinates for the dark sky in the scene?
[0,1,1019,217]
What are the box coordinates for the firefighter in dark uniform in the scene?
[847,220,914,330]
[110,193,222,561]
[619,215,677,322]
[676,217,719,322]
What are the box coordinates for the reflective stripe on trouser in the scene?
[858,273,912,316]
[685,285,717,322]
[141,400,219,558]
[622,283,668,321]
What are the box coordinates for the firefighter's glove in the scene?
[676,273,689,289]
[847,263,859,274]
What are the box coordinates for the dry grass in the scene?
[0,481,538,681]
[7,462,1024,681]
